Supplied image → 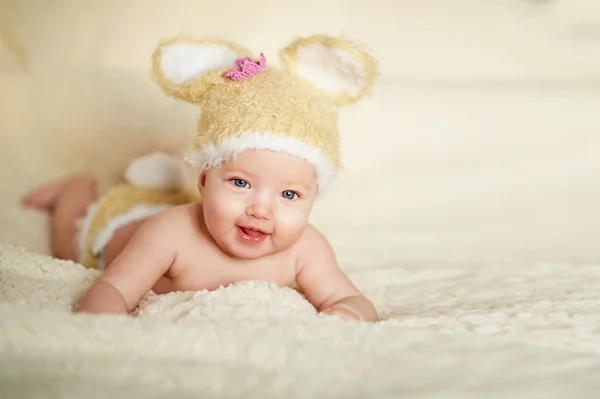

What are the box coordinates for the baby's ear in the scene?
[151,36,254,104]
[278,34,379,106]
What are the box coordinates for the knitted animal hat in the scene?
[151,34,378,195]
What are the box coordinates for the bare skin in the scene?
[23,175,97,261]
[22,176,144,267]
[22,152,379,322]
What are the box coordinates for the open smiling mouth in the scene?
[236,226,270,244]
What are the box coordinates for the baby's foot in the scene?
[22,176,95,211]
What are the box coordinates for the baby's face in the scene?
[199,150,318,260]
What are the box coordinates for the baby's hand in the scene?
[321,303,364,321]
[295,226,379,322]
[320,295,379,322]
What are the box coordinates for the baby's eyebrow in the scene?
[221,167,255,177]
[283,179,314,191]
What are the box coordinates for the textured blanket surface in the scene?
[2,244,600,398]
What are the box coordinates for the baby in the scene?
[23,33,380,322]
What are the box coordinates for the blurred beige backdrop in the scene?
[1,0,599,266]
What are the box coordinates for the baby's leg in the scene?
[24,177,191,269]
[23,176,98,261]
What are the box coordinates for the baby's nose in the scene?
[246,198,272,220]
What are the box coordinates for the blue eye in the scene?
[232,179,249,188]
[281,190,298,200]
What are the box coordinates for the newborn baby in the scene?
[23,33,380,321]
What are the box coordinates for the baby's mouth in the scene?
[240,227,265,237]
[237,226,270,243]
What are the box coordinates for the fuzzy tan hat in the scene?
[151,34,378,195]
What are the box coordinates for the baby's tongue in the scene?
[242,227,263,236]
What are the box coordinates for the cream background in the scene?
[1,0,600,265]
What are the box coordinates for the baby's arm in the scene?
[295,227,379,322]
[76,212,177,314]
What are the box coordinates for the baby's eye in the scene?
[232,179,249,188]
[281,190,299,200]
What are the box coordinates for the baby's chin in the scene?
[216,238,278,260]
[217,238,296,260]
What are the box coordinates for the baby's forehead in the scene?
[217,150,318,183]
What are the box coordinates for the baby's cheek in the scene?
[203,198,232,231]
[276,207,310,241]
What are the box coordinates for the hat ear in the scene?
[151,36,254,104]
[278,34,379,106]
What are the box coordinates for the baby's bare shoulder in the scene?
[295,224,334,264]
[299,224,329,246]
[142,203,201,238]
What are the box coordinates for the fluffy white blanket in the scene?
[1,244,599,398]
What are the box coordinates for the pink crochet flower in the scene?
[222,53,266,81]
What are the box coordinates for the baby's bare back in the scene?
[140,203,299,294]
